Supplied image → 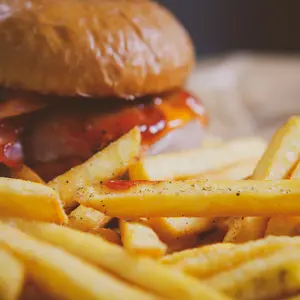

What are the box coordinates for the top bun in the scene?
[0,0,194,99]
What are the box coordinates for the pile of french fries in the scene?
[3,116,300,299]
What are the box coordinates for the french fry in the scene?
[129,137,266,180]
[11,165,45,184]
[174,236,300,279]
[0,222,158,300]
[0,178,67,224]
[201,135,223,148]
[223,217,268,243]
[265,216,300,237]
[146,217,214,242]
[0,248,24,300]
[79,179,300,218]
[144,149,256,248]
[253,116,300,180]
[199,158,259,180]
[68,205,110,232]
[291,161,300,179]
[166,234,200,253]
[10,218,230,300]
[96,228,121,245]
[225,117,300,242]
[120,221,167,258]
[48,127,141,211]
[206,247,300,300]
[266,157,300,236]
[161,243,234,266]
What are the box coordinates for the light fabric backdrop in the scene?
[187,54,300,140]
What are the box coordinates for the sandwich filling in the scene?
[0,89,207,181]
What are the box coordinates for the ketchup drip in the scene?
[0,89,207,180]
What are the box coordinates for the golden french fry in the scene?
[129,137,266,180]
[0,248,24,300]
[223,217,268,243]
[166,234,200,253]
[131,138,262,250]
[96,228,121,245]
[147,156,256,246]
[48,127,141,211]
[120,221,167,258]
[0,222,158,300]
[266,156,300,237]
[265,216,300,237]
[68,205,110,232]
[0,178,66,224]
[225,117,300,242]
[161,243,234,266]
[146,217,214,242]
[195,159,257,240]
[10,218,230,300]
[206,247,300,300]
[199,158,259,180]
[291,161,300,179]
[11,165,45,184]
[80,179,300,218]
[253,116,300,180]
[201,135,223,148]
[175,235,300,279]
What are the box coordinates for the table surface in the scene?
[187,53,300,140]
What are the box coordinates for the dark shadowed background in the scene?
[157,0,300,56]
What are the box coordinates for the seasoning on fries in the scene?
[79,179,300,218]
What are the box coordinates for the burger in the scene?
[0,0,207,181]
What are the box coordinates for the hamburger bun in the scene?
[0,0,194,99]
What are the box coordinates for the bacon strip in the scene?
[0,95,47,119]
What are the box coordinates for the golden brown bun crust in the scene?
[0,0,194,99]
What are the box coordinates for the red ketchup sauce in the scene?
[0,90,207,180]
[103,180,156,191]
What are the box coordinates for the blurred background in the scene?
[157,0,300,139]
[158,0,300,55]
